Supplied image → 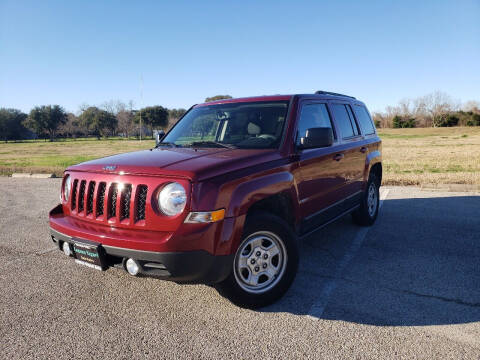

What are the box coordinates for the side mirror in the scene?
[299,127,333,149]
[155,130,166,146]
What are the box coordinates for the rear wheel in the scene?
[217,212,298,308]
[352,173,380,226]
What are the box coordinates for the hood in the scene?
[67,147,282,181]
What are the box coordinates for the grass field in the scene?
[0,138,155,177]
[379,127,480,185]
[0,128,479,185]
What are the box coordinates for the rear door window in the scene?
[354,105,376,135]
[330,103,357,139]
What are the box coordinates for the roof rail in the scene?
[315,90,356,99]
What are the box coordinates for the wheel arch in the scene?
[221,172,299,254]
[370,162,382,185]
[365,150,382,186]
[226,171,299,221]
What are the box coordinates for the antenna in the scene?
[139,74,144,141]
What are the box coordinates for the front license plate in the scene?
[72,239,105,271]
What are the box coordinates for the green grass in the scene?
[1,128,480,185]
[0,138,155,176]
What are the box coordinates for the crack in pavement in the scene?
[389,286,480,308]
[311,273,480,309]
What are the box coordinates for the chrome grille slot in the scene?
[86,181,96,215]
[78,180,86,213]
[96,182,106,217]
[135,185,148,222]
[120,184,132,221]
[108,183,118,219]
[71,179,78,210]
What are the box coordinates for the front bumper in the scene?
[51,228,233,284]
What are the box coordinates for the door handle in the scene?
[360,146,367,153]
[333,153,344,161]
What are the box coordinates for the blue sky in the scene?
[1,0,479,114]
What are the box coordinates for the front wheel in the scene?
[217,212,299,308]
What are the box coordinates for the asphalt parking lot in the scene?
[1,178,479,359]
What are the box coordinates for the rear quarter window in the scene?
[354,105,376,135]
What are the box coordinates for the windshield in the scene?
[162,101,289,149]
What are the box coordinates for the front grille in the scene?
[96,182,106,217]
[135,185,148,222]
[86,181,96,215]
[78,180,86,213]
[120,184,132,221]
[69,179,148,225]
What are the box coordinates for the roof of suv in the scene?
[197,91,365,107]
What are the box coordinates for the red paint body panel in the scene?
[49,93,382,260]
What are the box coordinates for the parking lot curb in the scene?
[11,173,56,179]
[420,183,480,192]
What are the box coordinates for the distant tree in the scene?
[58,113,83,138]
[25,105,67,141]
[79,106,117,139]
[462,100,480,113]
[134,105,169,137]
[372,112,389,128]
[436,114,459,127]
[167,108,187,130]
[392,115,402,128]
[392,115,416,128]
[204,95,233,102]
[116,101,136,138]
[0,108,28,142]
[168,108,187,120]
[466,113,480,126]
[422,91,457,127]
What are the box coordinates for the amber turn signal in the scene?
[184,209,225,223]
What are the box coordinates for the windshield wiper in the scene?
[188,141,236,149]
[155,142,180,148]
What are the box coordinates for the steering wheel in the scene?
[258,134,276,140]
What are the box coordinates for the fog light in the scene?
[62,242,72,257]
[125,258,140,276]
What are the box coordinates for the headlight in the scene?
[158,182,186,216]
[63,175,71,202]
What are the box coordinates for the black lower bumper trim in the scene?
[50,228,233,284]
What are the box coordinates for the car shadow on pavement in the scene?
[261,195,480,326]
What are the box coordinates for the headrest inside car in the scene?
[247,122,261,135]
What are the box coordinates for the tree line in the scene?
[0,101,187,142]
[4,92,476,141]
[372,91,480,128]
[0,95,235,142]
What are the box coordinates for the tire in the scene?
[352,173,380,226]
[217,212,299,308]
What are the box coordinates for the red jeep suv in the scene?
[49,91,382,308]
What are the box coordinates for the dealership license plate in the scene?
[72,239,105,271]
